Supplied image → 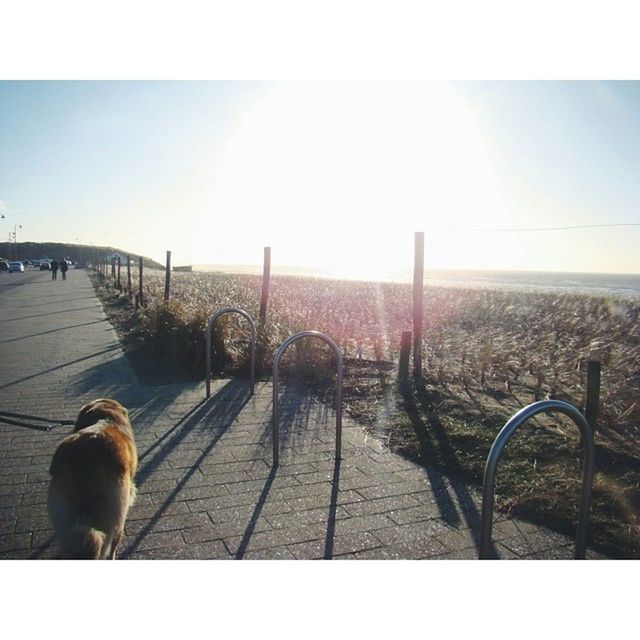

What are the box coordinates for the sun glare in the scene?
[198,82,508,275]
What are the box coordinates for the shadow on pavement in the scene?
[121,379,252,558]
[236,382,342,559]
[401,376,497,557]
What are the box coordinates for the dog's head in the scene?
[74,398,129,432]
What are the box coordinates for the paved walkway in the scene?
[0,269,606,559]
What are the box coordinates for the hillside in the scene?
[0,241,164,270]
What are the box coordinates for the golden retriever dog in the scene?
[47,398,137,559]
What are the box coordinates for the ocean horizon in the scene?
[192,264,640,298]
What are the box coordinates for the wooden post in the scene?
[127,254,132,296]
[164,250,171,302]
[111,256,116,280]
[117,256,121,290]
[585,360,601,433]
[138,256,144,307]
[412,232,424,378]
[399,330,412,384]
[260,246,271,323]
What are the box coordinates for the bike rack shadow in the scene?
[121,379,253,558]
[237,330,344,559]
[400,377,495,555]
[272,331,343,467]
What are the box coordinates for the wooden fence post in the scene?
[138,256,144,307]
[585,360,601,433]
[127,254,132,297]
[399,330,412,384]
[164,250,171,302]
[117,256,121,290]
[111,256,116,280]
[260,246,271,323]
[413,231,424,378]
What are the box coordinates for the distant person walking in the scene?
[60,258,69,280]
[50,258,59,280]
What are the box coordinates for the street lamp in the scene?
[13,224,22,261]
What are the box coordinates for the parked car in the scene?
[8,261,25,273]
[0,260,9,272]
[40,261,51,271]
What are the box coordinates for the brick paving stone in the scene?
[285,538,327,559]
[122,529,185,553]
[492,542,521,559]
[430,547,479,560]
[253,462,316,479]
[522,544,575,560]
[386,502,441,525]
[182,516,272,543]
[127,501,191,521]
[266,505,350,529]
[341,493,421,517]
[129,540,231,560]
[374,521,454,547]
[162,482,231,503]
[284,489,365,512]
[14,513,52,534]
[198,459,270,477]
[356,480,431,501]
[242,547,297,559]
[125,512,211,536]
[345,540,448,560]
[287,531,384,559]
[0,532,32,553]
[333,513,395,536]
[223,474,300,495]
[434,526,478,552]
[185,490,267,513]
[224,523,327,555]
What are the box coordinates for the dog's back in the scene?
[47,399,137,559]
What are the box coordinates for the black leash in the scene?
[0,410,75,432]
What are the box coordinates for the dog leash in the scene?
[0,410,75,432]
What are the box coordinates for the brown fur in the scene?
[47,398,137,559]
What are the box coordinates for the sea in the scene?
[194,264,640,299]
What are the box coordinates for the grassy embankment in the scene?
[92,266,640,558]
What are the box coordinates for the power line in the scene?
[460,222,640,232]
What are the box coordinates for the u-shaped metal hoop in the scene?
[205,307,256,398]
[479,399,595,559]
[272,331,343,467]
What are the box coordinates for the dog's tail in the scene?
[63,526,107,559]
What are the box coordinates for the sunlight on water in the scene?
[194,264,640,297]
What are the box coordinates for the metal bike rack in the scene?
[479,399,595,559]
[206,307,256,398]
[272,331,343,467]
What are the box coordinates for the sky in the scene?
[2,80,640,276]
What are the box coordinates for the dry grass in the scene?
[129,268,640,451]
[95,267,640,557]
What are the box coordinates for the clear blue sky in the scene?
[2,80,640,274]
